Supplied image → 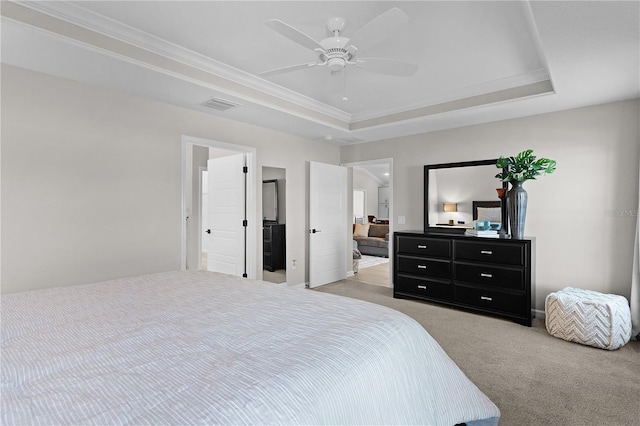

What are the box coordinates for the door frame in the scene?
[180,135,257,278]
[261,166,287,284]
[199,166,208,269]
[342,158,394,286]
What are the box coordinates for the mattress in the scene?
[1,271,499,425]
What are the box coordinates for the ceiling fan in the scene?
[259,8,419,78]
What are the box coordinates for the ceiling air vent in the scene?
[201,97,241,112]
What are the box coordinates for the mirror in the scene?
[424,159,506,231]
[262,179,278,224]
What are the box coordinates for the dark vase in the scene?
[507,180,528,239]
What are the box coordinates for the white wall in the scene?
[1,64,339,293]
[352,168,380,220]
[341,99,640,310]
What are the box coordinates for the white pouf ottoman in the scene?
[545,287,632,350]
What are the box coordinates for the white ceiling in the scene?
[2,1,638,145]
[354,163,390,186]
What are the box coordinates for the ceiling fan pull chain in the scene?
[343,68,348,101]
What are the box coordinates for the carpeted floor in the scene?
[314,280,640,426]
[262,269,286,284]
[349,261,390,287]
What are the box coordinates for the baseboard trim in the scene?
[534,309,545,320]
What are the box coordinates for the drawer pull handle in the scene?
[417,245,427,249]
[417,265,427,269]
[417,285,427,290]
[480,273,493,278]
[481,296,493,301]
[480,250,493,255]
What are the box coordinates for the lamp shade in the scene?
[443,202,458,213]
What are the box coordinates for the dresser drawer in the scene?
[454,263,524,290]
[397,236,450,258]
[455,285,526,316]
[397,255,450,279]
[455,240,524,266]
[396,275,453,300]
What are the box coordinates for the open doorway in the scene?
[344,159,393,288]
[181,136,257,278]
[262,166,287,284]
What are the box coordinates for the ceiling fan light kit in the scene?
[260,8,419,78]
[327,57,346,72]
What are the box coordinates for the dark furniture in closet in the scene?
[263,224,285,272]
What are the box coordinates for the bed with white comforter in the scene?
[1,271,499,425]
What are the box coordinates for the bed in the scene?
[472,200,502,222]
[1,271,500,425]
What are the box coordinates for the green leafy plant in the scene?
[495,149,557,182]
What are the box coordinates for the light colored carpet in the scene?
[314,280,640,426]
[262,269,286,284]
[349,262,390,288]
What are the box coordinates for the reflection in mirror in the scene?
[262,179,278,224]
[425,159,506,230]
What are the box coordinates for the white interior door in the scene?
[309,161,347,288]
[206,154,246,276]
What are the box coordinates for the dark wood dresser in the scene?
[263,224,285,272]
[394,231,535,326]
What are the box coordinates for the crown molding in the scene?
[351,79,554,132]
[13,0,352,123]
[350,68,552,123]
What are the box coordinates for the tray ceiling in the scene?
[1,1,638,144]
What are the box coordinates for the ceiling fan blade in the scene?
[259,62,319,77]
[265,19,326,52]
[348,8,409,54]
[356,57,419,76]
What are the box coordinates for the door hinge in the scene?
[243,220,248,227]
[242,166,248,173]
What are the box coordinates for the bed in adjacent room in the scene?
[1,271,500,425]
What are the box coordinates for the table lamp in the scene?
[443,202,458,225]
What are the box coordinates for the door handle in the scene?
[310,229,322,233]
[206,229,211,234]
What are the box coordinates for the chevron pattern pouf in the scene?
[545,287,632,350]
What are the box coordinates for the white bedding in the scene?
[1,271,499,425]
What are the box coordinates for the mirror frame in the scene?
[423,159,507,231]
[262,179,278,224]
